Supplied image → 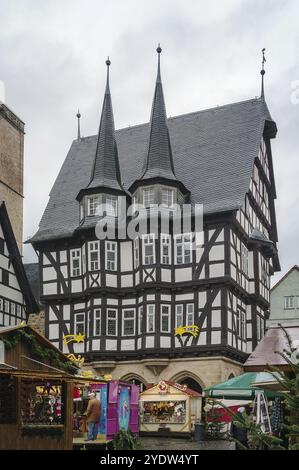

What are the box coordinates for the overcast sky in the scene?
[1,0,298,284]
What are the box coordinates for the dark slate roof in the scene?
[250,227,274,245]
[136,50,178,184]
[24,263,41,306]
[30,97,274,243]
[0,202,39,313]
[84,62,126,194]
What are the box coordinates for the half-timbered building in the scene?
[0,201,39,328]
[30,48,280,391]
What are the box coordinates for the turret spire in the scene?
[86,57,125,194]
[129,45,188,195]
[260,48,266,100]
[140,44,177,181]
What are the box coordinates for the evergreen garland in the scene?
[1,329,78,375]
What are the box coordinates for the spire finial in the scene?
[156,43,162,81]
[260,48,266,99]
[76,109,81,140]
[105,56,111,92]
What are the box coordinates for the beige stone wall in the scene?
[90,357,244,389]
[27,310,45,336]
[0,112,24,252]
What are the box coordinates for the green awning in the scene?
[204,372,280,399]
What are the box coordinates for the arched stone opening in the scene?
[170,371,204,394]
[120,373,148,393]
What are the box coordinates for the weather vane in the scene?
[260,48,266,99]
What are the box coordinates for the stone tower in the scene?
[0,102,24,253]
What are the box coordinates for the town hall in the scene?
[30,47,280,392]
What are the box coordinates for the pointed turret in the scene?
[86,58,125,193]
[140,44,177,181]
[130,45,188,201]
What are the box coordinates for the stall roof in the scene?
[244,324,299,371]
[0,368,71,379]
[145,381,201,397]
[0,324,77,374]
[251,373,285,392]
[204,372,279,399]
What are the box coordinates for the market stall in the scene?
[0,369,73,450]
[203,372,282,433]
[0,325,77,450]
[139,381,202,436]
[72,378,139,443]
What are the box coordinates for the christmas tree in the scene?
[268,324,299,450]
[204,400,226,440]
[220,324,299,450]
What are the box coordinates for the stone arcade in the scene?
[30,48,280,391]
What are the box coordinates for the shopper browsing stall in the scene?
[85,392,101,441]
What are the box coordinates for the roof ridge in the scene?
[75,96,264,142]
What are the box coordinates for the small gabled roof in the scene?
[0,202,39,315]
[271,265,299,292]
[143,381,201,397]
[244,323,299,370]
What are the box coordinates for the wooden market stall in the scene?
[0,324,77,450]
[139,381,202,436]
[0,325,140,449]
[0,369,73,450]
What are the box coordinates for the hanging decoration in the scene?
[157,381,169,395]
[174,325,199,338]
[63,333,85,345]
[66,353,85,368]
[104,374,112,381]
[80,370,94,379]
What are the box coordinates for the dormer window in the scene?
[88,196,100,216]
[105,196,117,217]
[162,188,174,208]
[143,188,155,207]
[133,184,184,212]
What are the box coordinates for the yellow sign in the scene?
[81,370,94,378]
[63,333,85,345]
[67,353,85,368]
[174,325,199,338]
[103,374,112,381]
